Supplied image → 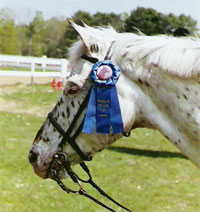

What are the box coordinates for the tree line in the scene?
[0,7,198,58]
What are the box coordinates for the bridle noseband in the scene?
[47,53,132,212]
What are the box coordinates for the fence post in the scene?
[42,55,47,71]
[31,62,35,85]
[61,59,68,84]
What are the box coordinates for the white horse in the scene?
[29,21,200,187]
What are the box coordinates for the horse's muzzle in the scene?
[28,148,51,179]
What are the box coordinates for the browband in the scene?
[81,54,99,63]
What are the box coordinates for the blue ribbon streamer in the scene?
[82,60,124,134]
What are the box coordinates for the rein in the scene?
[47,53,132,212]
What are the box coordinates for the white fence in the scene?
[0,54,68,84]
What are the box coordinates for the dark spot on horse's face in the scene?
[144,81,150,87]
[60,98,64,104]
[67,107,70,119]
[183,94,188,100]
[34,125,44,142]
[185,87,190,91]
[175,142,178,145]
[62,112,65,118]
[177,95,180,99]
[43,137,50,143]
[58,134,62,139]
[178,139,181,143]
[187,112,191,117]
[152,63,159,68]
[138,79,143,84]
[71,100,75,108]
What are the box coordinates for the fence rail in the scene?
[0,54,68,84]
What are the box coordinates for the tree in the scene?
[91,12,124,32]
[28,11,47,56]
[43,17,67,58]
[0,10,19,54]
[166,13,198,35]
[125,7,198,35]
[125,7,168,35]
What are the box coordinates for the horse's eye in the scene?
[68,88,78,94]
[65,87,80,96]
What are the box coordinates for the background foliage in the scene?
[0,7,198,57]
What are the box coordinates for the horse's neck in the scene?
[125,65,200,168]
[144,70,200,139]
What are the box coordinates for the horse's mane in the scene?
[121,34,200,78]
[69,26,200,78]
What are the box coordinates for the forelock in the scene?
[68,41,85,67]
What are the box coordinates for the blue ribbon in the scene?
[82,60,124,134]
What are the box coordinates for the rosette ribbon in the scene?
[82,60,124,134]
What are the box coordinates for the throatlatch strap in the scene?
[81,54,99,64]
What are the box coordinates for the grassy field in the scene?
[0,84,200,212]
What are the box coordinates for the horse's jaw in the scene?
[29,131,122,180]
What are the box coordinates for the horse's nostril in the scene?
[29,150,38,165]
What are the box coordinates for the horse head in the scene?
[29,22,139,179]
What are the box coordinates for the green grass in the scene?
[0,85,200,212]
[0,84,60,111]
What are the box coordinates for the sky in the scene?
[1,0,200,27]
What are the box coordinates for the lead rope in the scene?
[51,170,116,212]
[50,153,132,212]
[79,163,133,212]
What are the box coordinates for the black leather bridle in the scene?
[47,54,132,212]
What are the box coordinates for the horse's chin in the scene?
[46,166,69,180]
[57,169,69,179]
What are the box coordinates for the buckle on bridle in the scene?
[53,152,67,164]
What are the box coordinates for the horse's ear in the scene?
[68,20,101,52]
